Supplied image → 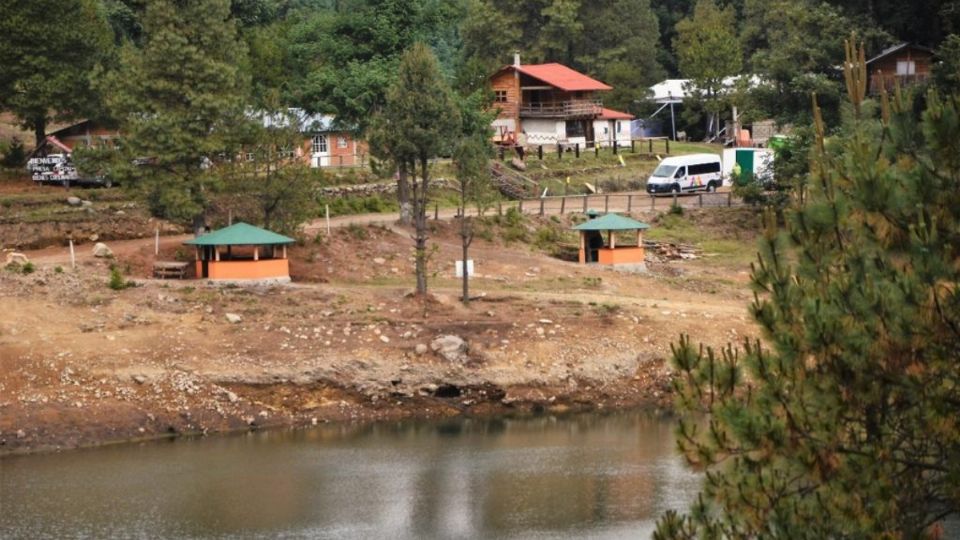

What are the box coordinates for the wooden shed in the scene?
[184,222,295,282]
[573,213,650,266]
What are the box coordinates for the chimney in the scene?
[513,52,521,67]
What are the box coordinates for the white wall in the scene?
[521,119,564,146]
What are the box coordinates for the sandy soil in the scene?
[0,210,761,455]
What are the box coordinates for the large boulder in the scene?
[430,334,469,363]
[66,196,82,207]
[91,242,113,258]
[4,252,29,265]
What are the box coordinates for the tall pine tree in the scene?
[99,0,248,229]
[656,44,960,538]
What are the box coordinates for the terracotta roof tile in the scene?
[505,63,613,92]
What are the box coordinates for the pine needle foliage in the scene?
[656,47,960,539]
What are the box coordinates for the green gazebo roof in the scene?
[572,213,650,231]
[184,222,295,246]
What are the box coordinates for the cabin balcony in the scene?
[869,72,930,94]
[520,99,603,119]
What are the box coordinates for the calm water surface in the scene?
[0,412,700,539]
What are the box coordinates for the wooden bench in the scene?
[153,261,189,279]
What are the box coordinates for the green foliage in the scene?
[934,34,960,95]
[320,194,398,216]
[0,0,112,146]
[667,201,683,215]
[54,266,64,274]
[20,262,35,275]
[96,0,248,227]
[656,86,960,537]
[0,138,25,168]
[107,266,131,290]
[345,223,369,240]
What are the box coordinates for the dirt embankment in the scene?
[1,210,760,455]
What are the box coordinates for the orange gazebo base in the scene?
[597,246,644,265]
[196,259,290,281]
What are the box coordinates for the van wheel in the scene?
[671,184,681,194]
[706,182,716,193]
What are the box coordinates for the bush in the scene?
[668,201,684,215]
[1,138,25,168]
[21,262,35,274]
[108,266,132,291]
[54,266,63,274]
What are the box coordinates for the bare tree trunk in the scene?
[33,117,46,150]
[397,161,412,225]
[460,216,472,304]
[413,156,429,296]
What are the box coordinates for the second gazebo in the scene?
[572,213,650,266]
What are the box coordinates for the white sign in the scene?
[455,260,474,278]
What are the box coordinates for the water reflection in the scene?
[1,412,700,539]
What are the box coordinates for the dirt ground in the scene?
[0,207,762,455]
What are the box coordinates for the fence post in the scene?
[497,201,502,216]
[595,144,599,158]
[539,198,545,216]
[435,204,439,220]
[538,145,543,160]
[648,139,653,153]
[557,144,563,160]
[613,141,618,155]
[575,143,580,158]
[728,192,732,207]
[650,195,655,210]
[583,195,588,213]
[560,196,566,214]
[698,193,703,208]
[631,140,636,153]
[519,199,524,213]
[604,195,609,213]
[666,138,671,154]
[627,194,633,213]
[672,192,678,207]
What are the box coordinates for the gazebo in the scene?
[573,213,650,266]
[184,222,295,282]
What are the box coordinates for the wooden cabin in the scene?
[490,55,633,148]
[259,108,367,169]
[185,222,295,283]
[867,43,934,95]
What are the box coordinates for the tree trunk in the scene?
[461,217,472,304]
[33,117,47,150]
[397,161,412,225]
[413,155,429,296]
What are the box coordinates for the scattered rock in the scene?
[91,242,113,258]
[81,200,93,208]
[225,313,243,324]
[132,375,147,385]
[66,196,82,207]
[225,391,239,403]
[430,334,468,363]
[414,343,429,355]
[379,335,390,343]
[373,257,386,265]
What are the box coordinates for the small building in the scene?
[866,43,934,94]
[184,222,295,282]
[490,55,633,148]
[259,108,367,169]
[573,213,649,267]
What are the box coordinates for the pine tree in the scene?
[0,0,111,147]
[99,0,248,229]
[655,44,960,538]
[371,43,461,297]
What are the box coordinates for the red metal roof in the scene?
[496,63,612,92]
[599,108,633,120]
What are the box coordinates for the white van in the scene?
[645,153,723,195]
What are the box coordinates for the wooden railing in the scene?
[520,99,603,118]
[869,73,930,94]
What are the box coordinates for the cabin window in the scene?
[245,152,255,162]
[897,60,916,75]
[337,136,348,148]
[311,135,327,154]
[565,120,586,138]
[494,90,508,103]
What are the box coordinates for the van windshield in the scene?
[651,164,678,178]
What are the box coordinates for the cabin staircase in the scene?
[490,162,538,200]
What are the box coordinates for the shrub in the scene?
[108,266,132,291]
[21,262,35,274]
[668,201,684,216]
[1,138,25,168]
[54,266,64,273]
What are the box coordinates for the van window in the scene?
[651,164,678,178]
[674,167,686,178]
[688,162,721,175]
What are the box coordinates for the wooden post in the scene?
[282,245,287,259]
[672,192,678,206]
[325,204,331,236]
[728,192,732,207]
[253,247,259,261]
[228,209,233,225]
[69,239,75,270]
[583,195,588,213]
[627,194,633,213]
[666,138,671,154]
[609,230,615,249]
[519,199,524,214]
[578,231,585,263]
[497,200,502,216]
[604,195,609,213]
[648,139,653,153]
[215,247,220,261]
[575,143,580,158]
[539,197,545,216]
[631,140,636,153]
[155,228,160,256]
[651,195,655,210]
[557,144,563,160]
[560,196,566,214]
[613,141,618,154]
[594,144,599,158]
[698,193,703,208]
[435,204,439,219]
[538,145,543,160]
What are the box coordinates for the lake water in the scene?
[0,412,700,539]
